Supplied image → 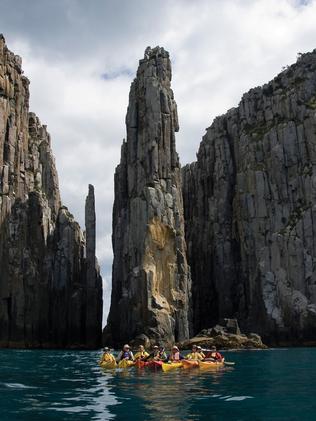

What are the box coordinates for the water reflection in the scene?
[3,349,316,420]
[106,365,230,420]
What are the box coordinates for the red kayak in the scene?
[148,360,163,370]
[135,360,149,369]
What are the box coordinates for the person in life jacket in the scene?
[100,347,116,364]
[145,345,168,361]
[168,346,185,362]
[158,346,168,362]
[205,346,224,362]
[134,345,149,361]
[116,344,134,362]
[186,345,204,360]
[197,346,206,359]
[145,345,160,360]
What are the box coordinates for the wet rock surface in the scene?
[0,35,102,348]
[104,46,191,348]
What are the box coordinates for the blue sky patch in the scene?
[101,67,133,80]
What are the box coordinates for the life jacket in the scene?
[150,350,160,360]
[120,351,132,360]
[170,351,181,361]
[187,352,203,360]
[209,351,222,361]
[102,353,115,362]
[159,351,167,360]
[134,351,149,360]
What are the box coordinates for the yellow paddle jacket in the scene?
[134,351,149,360]
[186,352,204,360]
[101,353,116,363]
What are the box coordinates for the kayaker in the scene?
[158,345,168,362]
[134,345,149,361]
[117,344,134,362]
[168,346,185,362]
[100,347,116,364]
[197,346,206,359]
[145,345,160,361]
[186,345,204,360]
[205,346,224,362]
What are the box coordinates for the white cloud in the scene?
[3,0,316,325]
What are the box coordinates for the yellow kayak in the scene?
[161,362,183,372]
[118,359,135,368]
[199,361,224,370]
[99,360,117,369]
[182,359,199,369]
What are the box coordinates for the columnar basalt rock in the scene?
[183,51,316,344]
[0,35,102,348]
[105,46,191,347]
[85,184,103,347]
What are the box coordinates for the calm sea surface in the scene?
[0,348,315,420]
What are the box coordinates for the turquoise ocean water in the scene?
[0,348,315,420]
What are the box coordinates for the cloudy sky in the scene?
[1,0,316,323]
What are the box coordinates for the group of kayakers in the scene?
[100,343,224,364]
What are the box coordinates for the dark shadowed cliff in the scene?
[182,50,316,344]
[0,35,102,348]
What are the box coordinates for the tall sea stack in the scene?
[0,35,102,348]
[183,51,316,344]
[105,46,191,347]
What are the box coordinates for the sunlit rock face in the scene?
[182,51,316,344]
[0,35,102,348]
[104,46,191,348]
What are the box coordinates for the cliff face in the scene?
[183,51,316,343]
[0,35,102,348]
[105,46,191,347]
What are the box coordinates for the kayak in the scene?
[161,362,183,372]
[148,360,163,370]
[118,359,135,368]
[199,361,224,370]
[135,360,149,368]
[99,360,117,369]
[182,359,199,369]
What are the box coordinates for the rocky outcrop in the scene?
[104,46,191,348]
[178,318,266,350]
[0,35,102,348]
[182,50,316,345]
[177,319,267,350]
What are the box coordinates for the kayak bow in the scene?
[99,360,117,369]
[118,359,135,368]
[161,362,183,372]
[199,361,224,370]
